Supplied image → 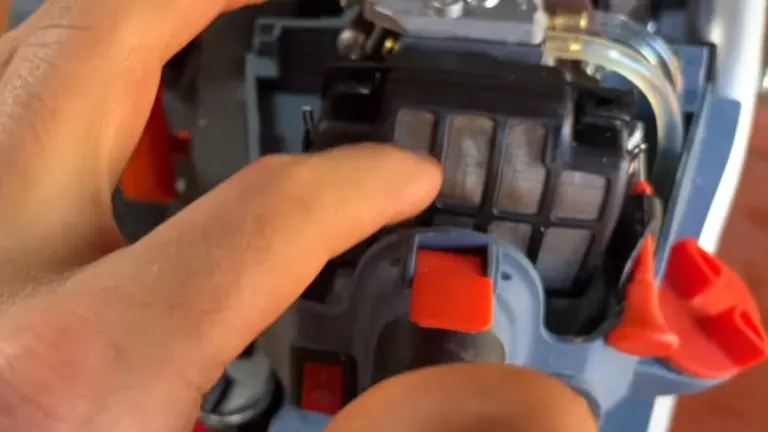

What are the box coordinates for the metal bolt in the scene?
[337,28,367,60]
[382,38,400,56]
[430,0,465,19]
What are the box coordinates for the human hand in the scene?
[0,1,596,432]
[0,1,440,430]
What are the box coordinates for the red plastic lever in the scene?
[658,239,768,379]
[410,249,494,333]
[607,236,680,357]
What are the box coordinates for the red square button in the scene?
[410,249,494,333]
[300,362,344,415]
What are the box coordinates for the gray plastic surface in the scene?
[676,45,710,113]
[263,228,723,432]
[363,0,548,44]
[265,235,725,432]
[246,11,357,158]
[269,406,331,432]
[201,350,277,428]
[193,9,260,192]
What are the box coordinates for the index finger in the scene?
[0,144,442,401]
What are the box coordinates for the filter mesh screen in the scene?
[394,109,435,154]
[488,221,533,251]
[552,171,606,220]
[497,120,548,214]
[440,115,494,207]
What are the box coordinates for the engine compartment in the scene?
[104,1,767,431]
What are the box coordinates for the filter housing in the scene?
[311,48,636,301]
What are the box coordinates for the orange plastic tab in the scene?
[659,239,768,379]
[120,90,177,204]
[607,236,680,357]
[410,249,494,333]
[300,362,344,415]
[631,179,655,196]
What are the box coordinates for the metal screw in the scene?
[430,0,465,19]
[337,28,367,59]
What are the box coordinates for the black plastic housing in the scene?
[310,49,635,301]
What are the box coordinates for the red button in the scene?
[300,362,344,415]
[659,239,768,379]
[410,249,494,333]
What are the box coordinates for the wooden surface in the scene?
[672,102,768,431]
[0,0,9,32]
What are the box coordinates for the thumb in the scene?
[51,144,441,391]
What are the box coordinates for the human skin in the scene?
[0,1,597,431]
